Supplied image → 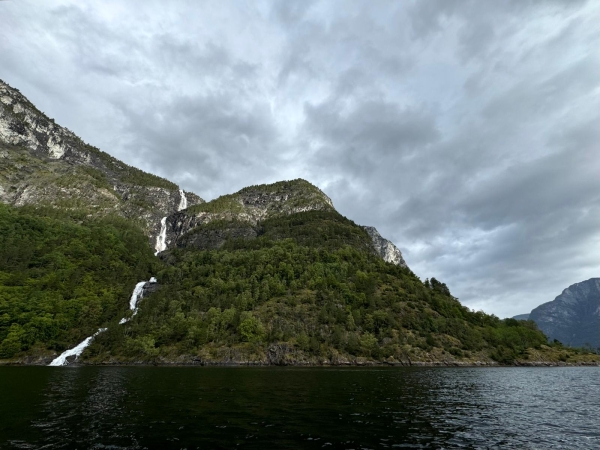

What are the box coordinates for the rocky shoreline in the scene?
[2,355,599,368]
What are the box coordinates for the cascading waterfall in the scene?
[118,280,148,324]
[53,190,183,365]
[178,189,188,211]
[154,217,167,256]
[49,278,157,366]
[48,328,107,367]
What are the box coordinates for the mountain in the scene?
[0,79,597,366]
[529,278,600,348]
[0,79,203,245]
[158,179,407,269]
[513,314,530,321]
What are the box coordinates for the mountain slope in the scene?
[0,203,158,360]
[0,79,203,243]
[1,79,597,366]
[513,314,530,321]
[158,178,409,269]
[529,278,600,348]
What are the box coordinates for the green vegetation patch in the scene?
[0,204,157,359]
[186,194,244,215]
[89,221,549,364]
[238,179,324,196]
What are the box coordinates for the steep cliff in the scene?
[529,278,600,348]
[0,79,203,242]
[362,226,407,268]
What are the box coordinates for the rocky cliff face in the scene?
[529,278,600,348]
[362,226,407,268]
[0,79,203,241]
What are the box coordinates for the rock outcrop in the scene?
[0,79,203,242]
[362,226,407,268]
[529,278,600,348]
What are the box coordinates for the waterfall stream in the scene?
[178,189,188,211]
[154,217,167,256]
[49,278,156,366]
[48,328,107,367]
[51,190,184,365]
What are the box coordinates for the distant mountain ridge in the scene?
[512,314,530,321]
[529,278,600,348]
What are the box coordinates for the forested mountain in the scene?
[0,79,597,366]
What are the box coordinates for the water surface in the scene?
[1,366,598,449]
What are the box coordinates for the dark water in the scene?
[1,367,599,449]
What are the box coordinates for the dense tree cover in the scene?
[0,203,553,364]
[89,211,548,364]
[0,204,157,358]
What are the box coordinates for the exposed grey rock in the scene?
[142,281,160,296]
[0,79,204,244]
[362,226,408,268]
[529,278,600,348]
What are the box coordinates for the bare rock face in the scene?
[0,79,204,242]
[362,226,408,268]
[529,278,600,348]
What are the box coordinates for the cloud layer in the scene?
[1,0,598,317]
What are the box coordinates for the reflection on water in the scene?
[1,366,599,449]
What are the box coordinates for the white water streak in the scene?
[178,189,188,211]
[49,328,107,366]
[50,278,157,366]
[154,217,167,256]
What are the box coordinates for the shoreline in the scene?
[1,358,599,368]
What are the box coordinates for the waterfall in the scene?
[178,189,188,211]
[154,217,167,256]
[154,190,185,257]
[49,278,157,366]
[119,281,147,324]
[48,328,107,366]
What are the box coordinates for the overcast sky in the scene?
[1,0,598,317]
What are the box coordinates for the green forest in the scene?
[0,204,589,365]
[0,204,157,358]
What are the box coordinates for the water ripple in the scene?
[0,367,599,449]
